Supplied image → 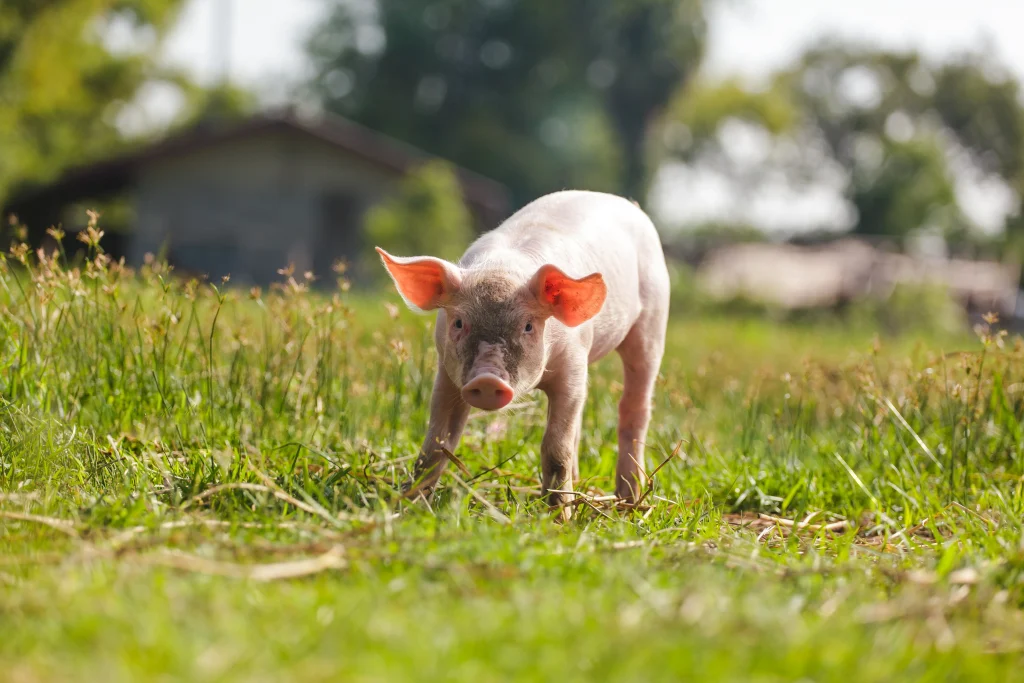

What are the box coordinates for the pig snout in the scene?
[462,374,514,411]
[462,342,514,410]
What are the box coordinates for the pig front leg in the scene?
[614,314,667,503]
[540,365,587,520]
[407,367,471,496]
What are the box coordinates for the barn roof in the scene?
[5,107,511,219]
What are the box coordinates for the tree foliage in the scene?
[0,0,185,205]
[364,160,474,272]
[785,43,1024,240]
[306,0,708,207]
[665,40,1024,242]
[850,137,962,238]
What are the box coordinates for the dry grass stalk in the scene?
[0,510,79,537]
[447,470,511,525]
[138,545,346,581]
[758,513,851,533]
[442,447,474,479]
[105,518,347,549]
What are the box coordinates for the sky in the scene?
[152,0,1024,233]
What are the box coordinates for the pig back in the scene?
[461,190,668,360]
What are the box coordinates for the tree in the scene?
[306,0,707,207]
[580,0,708,199]
[930,56,1024,195]
[850,137,964,239]
[364,160,474,276]
[780,42,1024,240]
[660,76,798,179]
[662,41,1024,243]
[0,0,186,206]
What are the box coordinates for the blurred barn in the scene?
[4,108,509,285]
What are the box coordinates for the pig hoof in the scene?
[543,490,574,523]
[401,479,434,501]
[615,479,645,506]
[547,500,572,524]
[615,490,637,506]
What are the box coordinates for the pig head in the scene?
[377,248,606,411]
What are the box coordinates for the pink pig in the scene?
[377,190,670,515]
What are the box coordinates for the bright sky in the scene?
[162,0,323,89]
[153,0,1024,232]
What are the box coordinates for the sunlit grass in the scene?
[2,227,1024,681]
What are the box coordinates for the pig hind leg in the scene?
[614,308,667,502]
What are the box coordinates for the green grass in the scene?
[3,240,1024,682]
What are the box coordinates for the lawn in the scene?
[3,243,1024,682]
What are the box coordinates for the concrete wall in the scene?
[128,130,398,285]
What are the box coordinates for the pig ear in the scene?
[376,247,462,311]
[530,264,607,327]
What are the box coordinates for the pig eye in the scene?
[454,319,463,329]
[524,322,534,333]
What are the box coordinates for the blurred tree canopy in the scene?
[364,159,474,269]
[0,0,186,206]
[664,41,1024,245]
[783,43,1023,240]
[306,0,708,207]
[849,137,962,240]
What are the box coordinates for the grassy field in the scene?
[3,238,1024,682]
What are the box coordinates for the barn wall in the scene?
[129,131,398,285]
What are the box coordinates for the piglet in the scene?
[377,190,670,516]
